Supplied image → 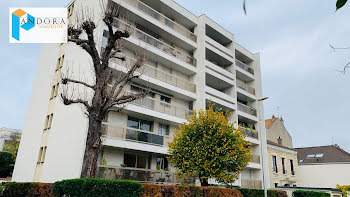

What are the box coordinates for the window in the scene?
[274,183,278,188]
[37,146,47,164]
[299,160,303,163]
[44,114,53,130]
[127,117,152,132]
[282,158,286,174]
[315,154,324,158]
[50,84,59,99]
[307,154,316,158]
[189,101,193,111]
[123,153,150,169]
[156,156,168,170]
[158,124,169,135]
[272,155,278,173]
[160,95,171,108]
[290,160,295,175]
[277,136,282,145]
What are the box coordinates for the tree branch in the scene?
[61,77,95,90]
[61,93,92,111]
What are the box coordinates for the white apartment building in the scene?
[13,0,269,188]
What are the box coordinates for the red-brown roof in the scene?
[296,145,350,164]
[267,140,296,151]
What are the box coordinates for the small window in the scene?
[37,147,44,163]
[272,155,278,173]
[315,154,324,158]
[160,95,171,103]
[274,183,278,188]
[156,156,168,170]
[282,158,286,174]
[307,154,316,158]
[299,160,303,163]
[158,124,169,135]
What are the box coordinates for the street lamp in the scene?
[257,96,269,197]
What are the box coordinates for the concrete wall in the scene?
[299,163,350,188]
[266,118,293,149]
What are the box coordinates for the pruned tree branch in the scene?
[62,77,95,90]
[329,44,350,75]
[61,93,92,111]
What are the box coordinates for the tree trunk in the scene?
[80,114,103,178]
[200,178,209,186]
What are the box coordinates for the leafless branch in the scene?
[330,44,350,52]
[336,62,350,74]
[61,77,95,90]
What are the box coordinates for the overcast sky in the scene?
[1,0,349,151]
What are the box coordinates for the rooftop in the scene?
[296,145,350,164]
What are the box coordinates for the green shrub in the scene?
[3,182,39,197]
[0,151,15,177]
[237,188,287,197]
[293,190,330,197]
[52,178,142,197]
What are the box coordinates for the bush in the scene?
[0,151,15,177]
[3,182,38,197]
[140,184,243,197]
[293,190,330,197]
[52,178,142,197]
[237,188,287,197]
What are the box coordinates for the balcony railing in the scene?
[251,155,260,164]
[240,126,258,139]
[125,0,197,42]
[102,124,172,147]
[237,103,257,116]
[237,80,255,95]
[235,60,254,75]
[241,179,262,189]
[112,19,196,67]
[97,165,194,185]
[113,57,196,93]
[128,91,193,119]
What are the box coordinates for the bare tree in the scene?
[60,3,149,178]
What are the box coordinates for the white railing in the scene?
[237,80,255,95]
[113,57,196,93]
[102,123,172,147]
[237,103,257,116]
[112,18,196,67]
[235,59,254,75]
[127,91,193,119]
[125,0,197,42]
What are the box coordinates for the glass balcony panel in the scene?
[112,19,196,67]
[97,166,196,184]
[126,0,197,42]
[237,103,257,116]
[237,80,256,95]
[240,126,258,139]
[235,60,254,75]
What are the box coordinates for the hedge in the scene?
[237,188,287,197]
[52,178,142,197]
[293,190,330,197]
[141,183,243,197]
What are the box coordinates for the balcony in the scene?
[97,165,193,185]
[240,127,258,139]
[128,92,193,119]
[235,59,254,75]
[112,19,196,67]
[237,103,257,116]
[113,57,196,93]
[237,80,255,95]
[251,155,260,164]
[125,0,197,42]
[241,179,262,189]
[102,124,172,147]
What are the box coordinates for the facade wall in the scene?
[266,119,293,149]
[267,145,299,188]
[299,163,350,188]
